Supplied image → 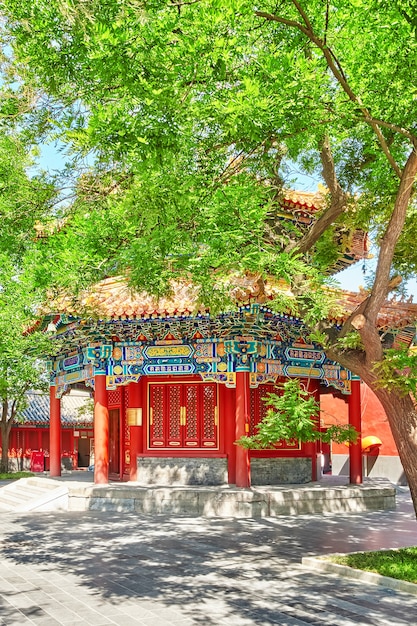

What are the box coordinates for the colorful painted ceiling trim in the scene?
[42,276,417,400]
[44,302,356,398]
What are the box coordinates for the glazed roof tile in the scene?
[281,189,323,210]
[51,275,417,336]
[21,391,92,426]
[54,273,296,320]
[78,278,204,319]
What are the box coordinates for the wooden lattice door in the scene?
[109,408,120,474]
[249,385,277,435]
[149,382,218,450]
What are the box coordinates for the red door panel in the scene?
[201,383,217,448]
[109,408,120,474]
[149,382,218,450]
[184,384,199,447]
[167,385,182,447]
[149,384,165,447]
[249,385,275,435]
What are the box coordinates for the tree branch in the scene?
[1,399,8,425]
[291,0,315,32]
[329,148,417,365]
[294,135,348,254]
[364,147,417,322]
[371,117,417,143]
[169,0,203,6]
[254,8,406,178]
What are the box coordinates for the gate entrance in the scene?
[77,437,90,468]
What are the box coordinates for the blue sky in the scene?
[336,261,417,299]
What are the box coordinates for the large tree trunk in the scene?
[335,350,417,515]
[0,420,12,474]
[0,399,15,474]
[328,335,417,516]
[369,388,417,513]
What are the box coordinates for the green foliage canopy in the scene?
[2,1,417,496]
[0,122,57,469]
[1,0,416,306]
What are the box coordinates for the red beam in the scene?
[235,372,250,488]
[307,378,321,481]
[223,385,236,484]
[128,380,143,482]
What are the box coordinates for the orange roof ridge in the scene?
[45,274,417,335]
[282,188,324,209]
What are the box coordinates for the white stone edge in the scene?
[302,555,417,596]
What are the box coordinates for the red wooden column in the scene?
[349,379,363,484]
[128,379,144,482]
[235,371,251,488]
[222,384,237,485]
[305,378,320,482]
[94,374,109,484]
[49,385,61,477]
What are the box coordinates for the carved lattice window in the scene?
[168,386,181,439]
[152,386,164,439]
[203,385,216,440]
[148,382,218,449]
[108,389,121,406]
[186,385,198,439]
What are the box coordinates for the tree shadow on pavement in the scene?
[1,492,417,625]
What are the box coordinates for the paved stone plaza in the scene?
[0,487,416,625]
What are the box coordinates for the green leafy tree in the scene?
[0,258,50,472]
[236,379,357,449]
[0,130,56,472]
[2,1,417,508]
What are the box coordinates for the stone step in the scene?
[0,490,30,507]
[25,477,65,491]
[5,483,51,499]
[0,478,69,512]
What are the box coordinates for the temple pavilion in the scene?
[40,191,417,488]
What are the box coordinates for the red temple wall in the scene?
[2,377,327,477]
[1,427,94,470]
[320,383,398,456]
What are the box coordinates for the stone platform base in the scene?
[65,477,396,517]
[136,456,313,486]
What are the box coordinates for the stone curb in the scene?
[0,476,397,516]
[302,555,417,596]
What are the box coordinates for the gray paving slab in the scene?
[0,487,416,625]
